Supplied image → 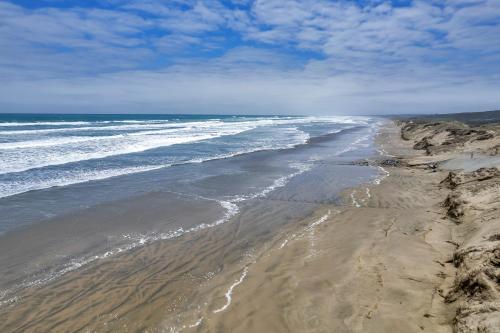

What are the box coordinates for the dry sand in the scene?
[1,119,498,332]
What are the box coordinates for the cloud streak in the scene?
[0,0,499,114]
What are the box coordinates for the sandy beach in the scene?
[183,122,459,333]
[2,1,499,331]
[192,117,500,333]
[1,115,499,332]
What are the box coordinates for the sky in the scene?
[0,0,499,115]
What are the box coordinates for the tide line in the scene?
[213,266,249,313]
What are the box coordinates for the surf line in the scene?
[175,316,204,332]
[373,166,390,185]
[213,266,249,313]
[305,210,332,258]
[279,239,289,249]
[351,191,361,208]
[279,209,333,251]
[306,210,332,231]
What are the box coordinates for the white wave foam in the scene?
[0,135,122,150]
[279,210,332,253]
[305,210,332,258]
[119,200,239,251]
[0,116,366,177]
[0,296,19,308]
[188,317,203,328]
[0,117,375,199]
[0,124,216,149]
[0,117,329,175]
[0,116,362,135]
[0,120,174,128]
[0,129,312,199]
[373,166,390,185]
[0,165,166,198]
[231,161,312,203]
[0,122,178,135]
[0,130,312,199]
[0,125,254,174]
[279,239,289,249]
[306,211,331,231]
[0,116,373,199]
[171,316,204,332]
[213,266,248,313]
[350,191,361,208]
[0,121,92,127]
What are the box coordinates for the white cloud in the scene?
[0,0,499,114]
[2,71,498,115]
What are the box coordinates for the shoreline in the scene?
[180,119,499,332]
[189,121,456,332]
[0,122,378,332]
[0,118,498,332]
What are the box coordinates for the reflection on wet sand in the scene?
[0,126,379,332]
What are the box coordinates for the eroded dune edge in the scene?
[398,119,500,332]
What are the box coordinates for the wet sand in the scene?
[194,119,499,333]
[192,123,458,333]
[0,126,378,332]
[1,118,498,332]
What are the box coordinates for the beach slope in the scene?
[200,117,499,333]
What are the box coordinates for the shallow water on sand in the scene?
[0,118,383,332]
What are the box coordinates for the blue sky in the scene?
[1,0,499,115]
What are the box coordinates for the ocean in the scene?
[0,114,369,199]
